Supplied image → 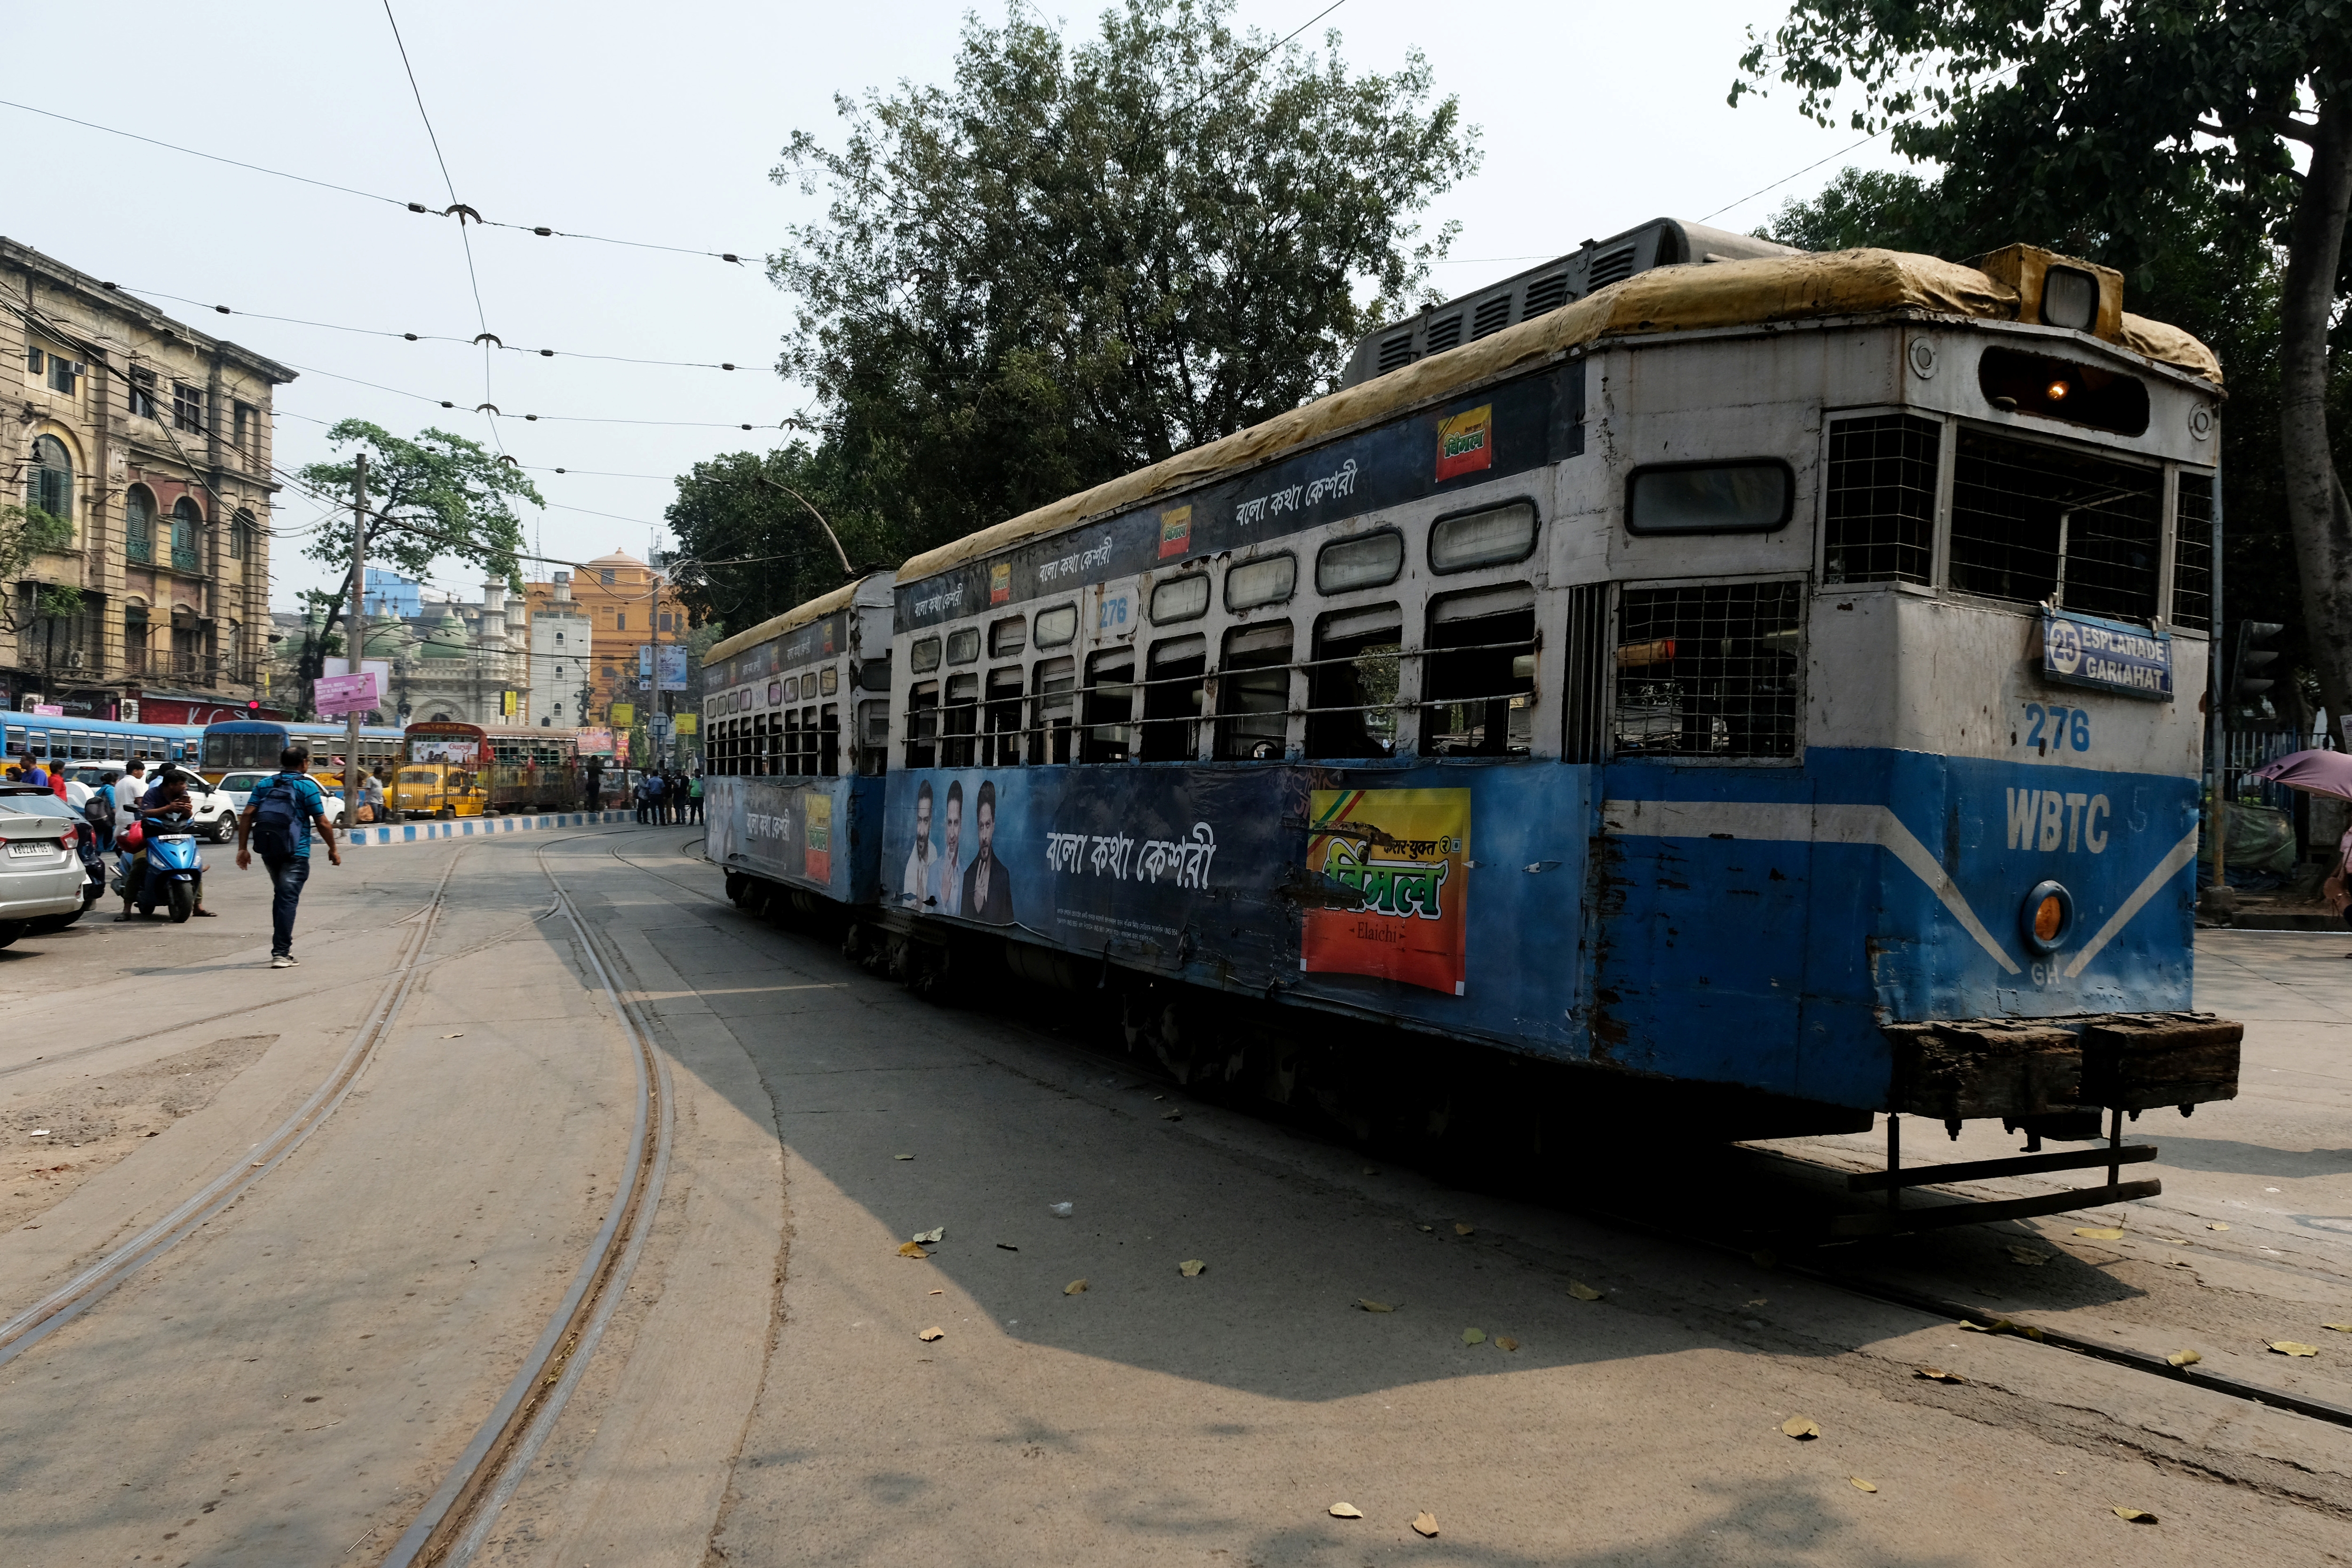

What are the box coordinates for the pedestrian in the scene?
[111,759,149,919]
[142,766,217,916]
[49,756,67,801]
[584,755,604,813]
[686,770,703,824]
[2327,818,2352,959]
[24,753,50,791]
[646,771,666,823]
[235,745,341,968]
[358,768,387,825]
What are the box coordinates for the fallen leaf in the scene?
[996,1242,1019,1251]
[1567,1281,1602,1301]
[1781,1416,1821,1440]
[2073,1227,2124,1240]
[1412,1511,1439,1538]
[898,1242,929,1259]
[1356,1299,1395,1313]
[1454,1223,1475,1236]
[1161,1108,1183,1122]
[1065,1279,1089,1295]
[2323,1324,2352,1334]
[1462,1328,1486,1345]
[1328,1503,1362,1519]
[1746,1298,1769,1307]
[2207,1222,2230,1232]
[895,1154,914,1160]
[2112,1507,2158,1524]
[1179,1259,1206,1277]
[2006,1244,2051,1266]
[1495,1336,1519,1352]
[1849,1477,1877,1493]
[1915,1368,1966,1384]
[2166,1349,2201,1367]
[911,1226,945,1245]
[442,1032,465,1039]
[2270,1340,2320,1357]
[929,1289,943,1295]
[917,1326,943,1342]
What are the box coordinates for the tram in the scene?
[704,226,2242,1230]
[199,717,404,781]
[7,712,200,769]
[399,721,581,816]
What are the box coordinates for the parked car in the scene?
[0,783,89,947]
[210,770,346,837]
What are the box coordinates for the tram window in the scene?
[1139,636,1207,761]
[1032,655,1077,764]
[1625,465,1791,535]
[1225,553,1296,612]
[1430,501,1539,572]
[990,616,1027,658]
[911,637,942,674]
[1150,573,1210,626]
[858,700,890,777]
[1425,587,1536,757]
[1949,429,2161,619]
[789,709,808,773]
[820,705,841,777]
[906,681,939,769]
[1082,649,1135,763]
[819,666,839,696]
[1306,604,1401,759]
[984,667,1024,767]
[858,654,891,692]
[1824,414,1938,585]
[2172,471,2214,632]
[768,713,785,773]
[1612,581,1803,759]
[1216,622,1293,760]
[943,673,980,767]
[1316,530,1404,594]
[1033,604,1078,648]
[946,628,981,666]
[803,706,820,772]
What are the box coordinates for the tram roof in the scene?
[893,246,2222,585]
[703,573,883,669]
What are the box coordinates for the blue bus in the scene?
[4,712,201,769]
[199,718,405,782]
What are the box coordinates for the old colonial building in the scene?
[3,238,294,723]
[523,549,687,725]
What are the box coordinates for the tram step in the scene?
[1825,1178,2161,1239]
[1846,1142,2157,1193]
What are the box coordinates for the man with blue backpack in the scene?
[234,746,342,969]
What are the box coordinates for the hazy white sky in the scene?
[7,0,1908,612]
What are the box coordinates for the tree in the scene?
[0,502,75,636]
[1733,2,2352,730]
[663,443,888,633]
[771,0,1479,554]
[293,421,542,716]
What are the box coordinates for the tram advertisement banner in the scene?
[707,776,824,887]
[1300,788,1471,995]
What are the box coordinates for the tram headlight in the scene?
[2020,879,2074,953]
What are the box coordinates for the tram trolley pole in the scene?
[344,453,367,815]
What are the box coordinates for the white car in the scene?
[213,771,346,837]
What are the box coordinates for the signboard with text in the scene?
[2041,608,2172,701]
[315,672,382,717]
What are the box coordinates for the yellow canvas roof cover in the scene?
[897,247,2221,583]
[704,577,866,667]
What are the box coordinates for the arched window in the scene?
[124,603,151,675]
[170,497,201,571]
[230,508,257,561]
[125,485,156,563]
[25,434,72,523]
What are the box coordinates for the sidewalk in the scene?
[342,809,637,848]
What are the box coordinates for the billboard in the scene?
[611,703,635,727]
[314,672,381,718]
[577,726,614,756]
[657,645,690,692]
[411,735,480,764]
[1301,788,1471,995]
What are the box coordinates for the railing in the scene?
[170,544,201,572]
[126,533,152,565]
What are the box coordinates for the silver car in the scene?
[0,783,88,949]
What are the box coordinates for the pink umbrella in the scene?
[2251,749,2352,801]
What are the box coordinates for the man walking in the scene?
[235,746,341,969]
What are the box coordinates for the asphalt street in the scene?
[1,826,2346,1567]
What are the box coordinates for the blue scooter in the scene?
[125,812,206,922]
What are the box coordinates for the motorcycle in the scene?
[123,812,205,923]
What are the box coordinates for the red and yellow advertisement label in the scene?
[804,791,833,884]
[1434,404,1494,482]
[989,560,1012,605]
[1301,788,1470,995]
[1159,505,1193,559]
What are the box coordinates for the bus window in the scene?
[1140,636,1206,761]
[1082,650,1135,763]
[1423,586,1536,757]
[820,705,840,777]
[2173,471,2214,631]
[906,681,940,770]
[858,700,890,777]
[942,675,979,767]
[983,667,1023,767]
[1306,605,1400,759]
[1032,656,1076,764]
[1612,581,1802,759]
[1217,622,1293,760]
[1949,429,2161,619]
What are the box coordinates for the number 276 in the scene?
[2024,703,2090,752]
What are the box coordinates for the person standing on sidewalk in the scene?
[235,746,341,969]
[686,770,703,824]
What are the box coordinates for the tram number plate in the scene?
[8,840,56,856]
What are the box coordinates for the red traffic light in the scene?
[247,700,261,712]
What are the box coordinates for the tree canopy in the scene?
[662,443,894,631]
[766,0,1479,565]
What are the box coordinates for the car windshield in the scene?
[221,773,270,792]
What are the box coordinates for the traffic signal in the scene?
[2229,621,2285,708]
[247,699,261,713]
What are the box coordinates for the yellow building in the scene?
[524,549,688,726]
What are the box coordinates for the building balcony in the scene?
[127,533,153,565]
[170,545,201,573]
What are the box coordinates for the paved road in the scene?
[1,829,2345,1566]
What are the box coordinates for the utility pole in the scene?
[344,453,367,814]
[2207,456,2228,900]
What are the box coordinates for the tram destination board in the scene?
[2040,607,2172,700]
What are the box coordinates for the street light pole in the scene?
[343,453,367,811]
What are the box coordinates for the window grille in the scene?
[905,681,939,769]
[1138,636,1207,761]
[1306,605,1401,759]
[858,701,890,776]
[1949,429,2161,619]
[1560,582,1612,764]
[983,667,1024,766]
[942,673,979,766]
[2170,471,2214,633]
[1613,581,1803,759]
[1422,588,1536,756]
[1082,649,1135,762]
[819,705,841,777]
[1823,414,1938,585]
[1032,655,1076,764]
[1216,622,1293,760]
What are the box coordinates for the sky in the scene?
[6,0,1912,615]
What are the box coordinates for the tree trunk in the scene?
[2279,93,2352,744]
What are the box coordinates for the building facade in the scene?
[528,572,594,728]
[3,238,294,723]
[523,549,687,726]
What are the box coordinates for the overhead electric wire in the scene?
[274,359,789,430]
[0,100,748,266]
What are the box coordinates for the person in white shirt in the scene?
[111,759,148,837]
[934,781,964,916]
[900,779,937,907]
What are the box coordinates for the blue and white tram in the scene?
[707,234,2241,1224]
